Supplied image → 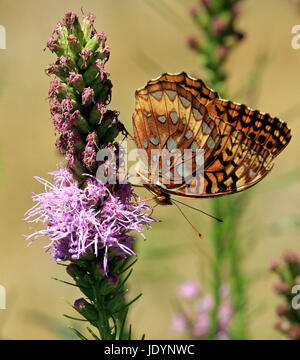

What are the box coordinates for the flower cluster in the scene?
[171,282,233,340]
[45,11,124,178]
[270,250,300,340]
[25,167,155,274]
[187,0,244,93]
[24,10,156,340]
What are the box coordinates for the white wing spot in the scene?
[167,138,177,153]
[249,169,256,178]
[170,111,178,125]
[191,140,199,152]
[185,129,193,140]
[202,121,211,134]
[158,115,166,124]
[207,136,215,149]
[151,91,163,100]
[165,90,177,101]
[177,163,184,177]
[192,107,203,121]
[149,136,159,146]
[179,96,191,107]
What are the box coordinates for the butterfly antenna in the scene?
[173,201,203,239]
[172,198,223,223]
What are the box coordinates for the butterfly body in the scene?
[143,183,172,205]
[132,72,292,201]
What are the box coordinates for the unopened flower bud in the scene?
[232,4,242,17]
[274,281,291,295]
[74,298,98,321]
[212,17,227,35]
[276,303,290,317]
[218,44,228,60]
[108,274,119,286]
[269,259,280,272]
[186,35,199,50]
[274,320,289,332]
[288,324,300,340]
[190,5,199,17]
[283,250,299,265]
[66,263,81,278]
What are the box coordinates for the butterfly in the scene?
[132,72,292,221]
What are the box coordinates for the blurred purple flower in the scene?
[195,294,214,312]
[178,282,201,299]
[172,281,233,339]
[218,302,233,330]
[192,312,210,338]
[172,314,187,334]
[219,284,230,298]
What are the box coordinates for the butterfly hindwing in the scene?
[133,72,291,199]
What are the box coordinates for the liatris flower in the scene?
[171,282,233,340]
[25,11,156,340]
[187,0,244,94]
[45,11,123,180]
[270,250,300,340]
[24,167,155,273]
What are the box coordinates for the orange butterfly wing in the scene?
[132,72,292,198]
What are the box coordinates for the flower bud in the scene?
[276,303,290,317]
[186,35,199,50]
[269,259,279,272]
[288,324,300,340]
[274,281,291,295]
[66,263,81,278]
[74,298,98,322]
[190,5,199,17]
[283,250,299,265]
[212,17,227,35]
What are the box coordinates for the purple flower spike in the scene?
[24,167,156,274]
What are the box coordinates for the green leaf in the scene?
[86,327,100,340]
[68,326,88,340]
[118,309,128,340]
[52,277,77,287]
[63,314,88,322]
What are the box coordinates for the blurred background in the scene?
[0,0,299,339]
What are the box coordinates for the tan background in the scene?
[0,0,299,339]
